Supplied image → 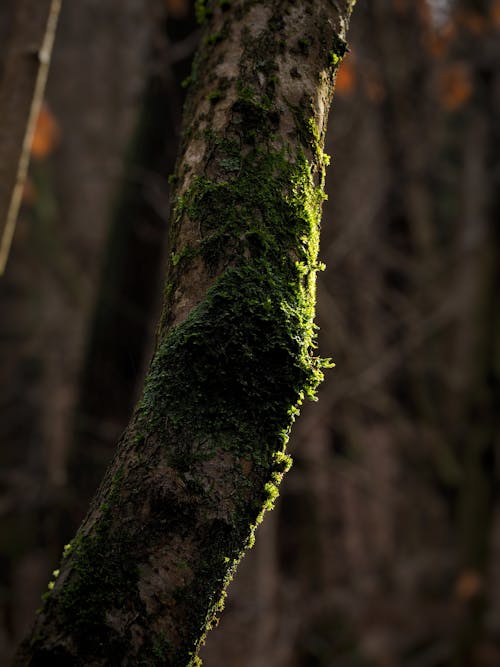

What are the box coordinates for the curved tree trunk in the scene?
[16,1,355,664]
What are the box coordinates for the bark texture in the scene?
[17,1,355,664]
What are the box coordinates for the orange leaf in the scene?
[425,21,456,59]
[455,570,483,601]
[164,0,189,18]
[491,0,500,28]
[437,63,473,111]
[335,58,356,96]
[457,10,487,35]
[31,102,61,160]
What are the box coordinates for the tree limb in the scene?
[16,0,355,664]
[0,0,61,275]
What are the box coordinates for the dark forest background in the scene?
[1,0,499,665]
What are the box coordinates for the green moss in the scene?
[140,54,331,554]
[172,243,196,267]
[39,8,336,662]
[305,117,330,172]
[194,0,230,23]
[207,89,223,103]
[166,517,254,665]
[33,469,139,661]
[131,65,333,657]
[263,481,280,510]
[21,4,351,664]
[132,88,331,663]
[329,34,348,70]
[206,32,223,46]
[61,551,136,652]
[288,99,331,180]
[195,0,212,24]
[330,52,341,67]
[273,450,293,474]
[142,137,326,460]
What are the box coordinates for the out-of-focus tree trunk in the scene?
[0,1,150,662]
[43,0,150,491]
[70,2,199,510]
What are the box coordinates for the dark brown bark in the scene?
[16,1,355,664]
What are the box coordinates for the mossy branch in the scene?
[16,0,355,664]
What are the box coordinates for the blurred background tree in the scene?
[0,0,498,665]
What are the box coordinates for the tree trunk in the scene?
[16,1,355,664]
[71,2,199,509]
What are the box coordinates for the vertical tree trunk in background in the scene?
[450,3,499,662]
[71,3,199,509]
[0,1,150,662]
[16,1,355,664]
[44,0,150,490]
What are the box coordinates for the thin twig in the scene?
[0,0,61,275]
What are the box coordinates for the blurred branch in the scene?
[0,0,61,275]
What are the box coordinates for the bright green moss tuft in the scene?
[329,33,348,71]
[195,0,211,25]
[263,481,280,510]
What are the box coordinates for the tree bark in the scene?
[16,1,355,664]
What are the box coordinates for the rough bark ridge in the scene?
[17,1,355,664]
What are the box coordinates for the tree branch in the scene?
[16,1,355,664]
[0,0,61,275]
